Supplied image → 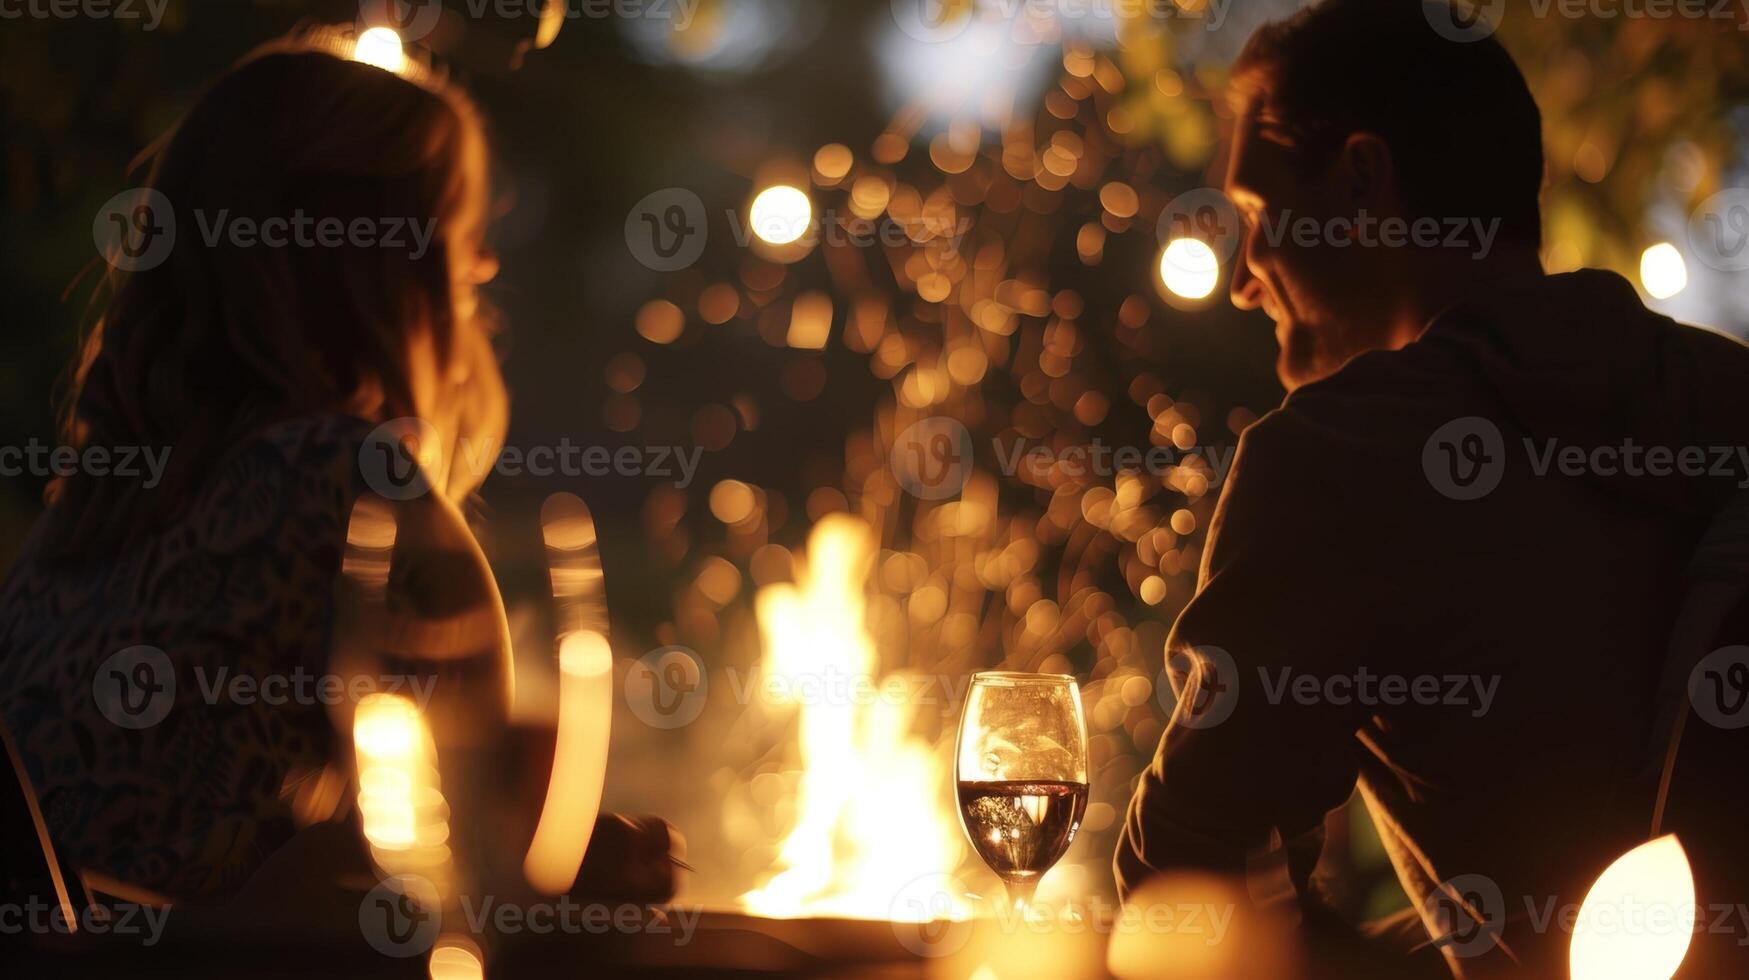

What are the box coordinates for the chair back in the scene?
[1642,492,1749,977]
[0,724,87,934]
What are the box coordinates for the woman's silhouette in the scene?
[0,31,676,904]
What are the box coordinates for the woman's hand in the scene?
[571,814,687,904]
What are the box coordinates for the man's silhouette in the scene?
[1115,2,1749,977]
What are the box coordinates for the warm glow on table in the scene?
[522,630,614,894]
[429,936,485,980]
[1569,834,1695,980]
[354,693,454,881]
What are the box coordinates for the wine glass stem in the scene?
[1005,879,1039,920]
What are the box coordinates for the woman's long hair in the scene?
[48,31,505,557]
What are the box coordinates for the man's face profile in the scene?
[1224,74,1407,392]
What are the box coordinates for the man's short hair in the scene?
[1235,0,1545,249]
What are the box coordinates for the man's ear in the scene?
[1338,133,1397,209]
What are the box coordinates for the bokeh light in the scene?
[1159,239,1220,300]
[429,937,485,980]
[1639,242,1687,300]
[749,185,812,245]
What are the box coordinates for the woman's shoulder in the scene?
[186,414,378,556]
[241,414,380,480]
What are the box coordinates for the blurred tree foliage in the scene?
[1103,1,1749,277]
[1500,11,1749,274]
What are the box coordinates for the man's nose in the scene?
[1229,234,1264,311]
[471,250,500,286]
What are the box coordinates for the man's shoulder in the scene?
[1243,340,1489,466]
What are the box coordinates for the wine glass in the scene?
[955,672,1090,916]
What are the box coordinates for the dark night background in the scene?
[3,0,1744,913]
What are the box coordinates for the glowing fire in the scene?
[739,515,968,919]
[354,692,453,881]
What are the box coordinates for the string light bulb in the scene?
[353,27,407,74]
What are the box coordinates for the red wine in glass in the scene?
[955,673,1091,914]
